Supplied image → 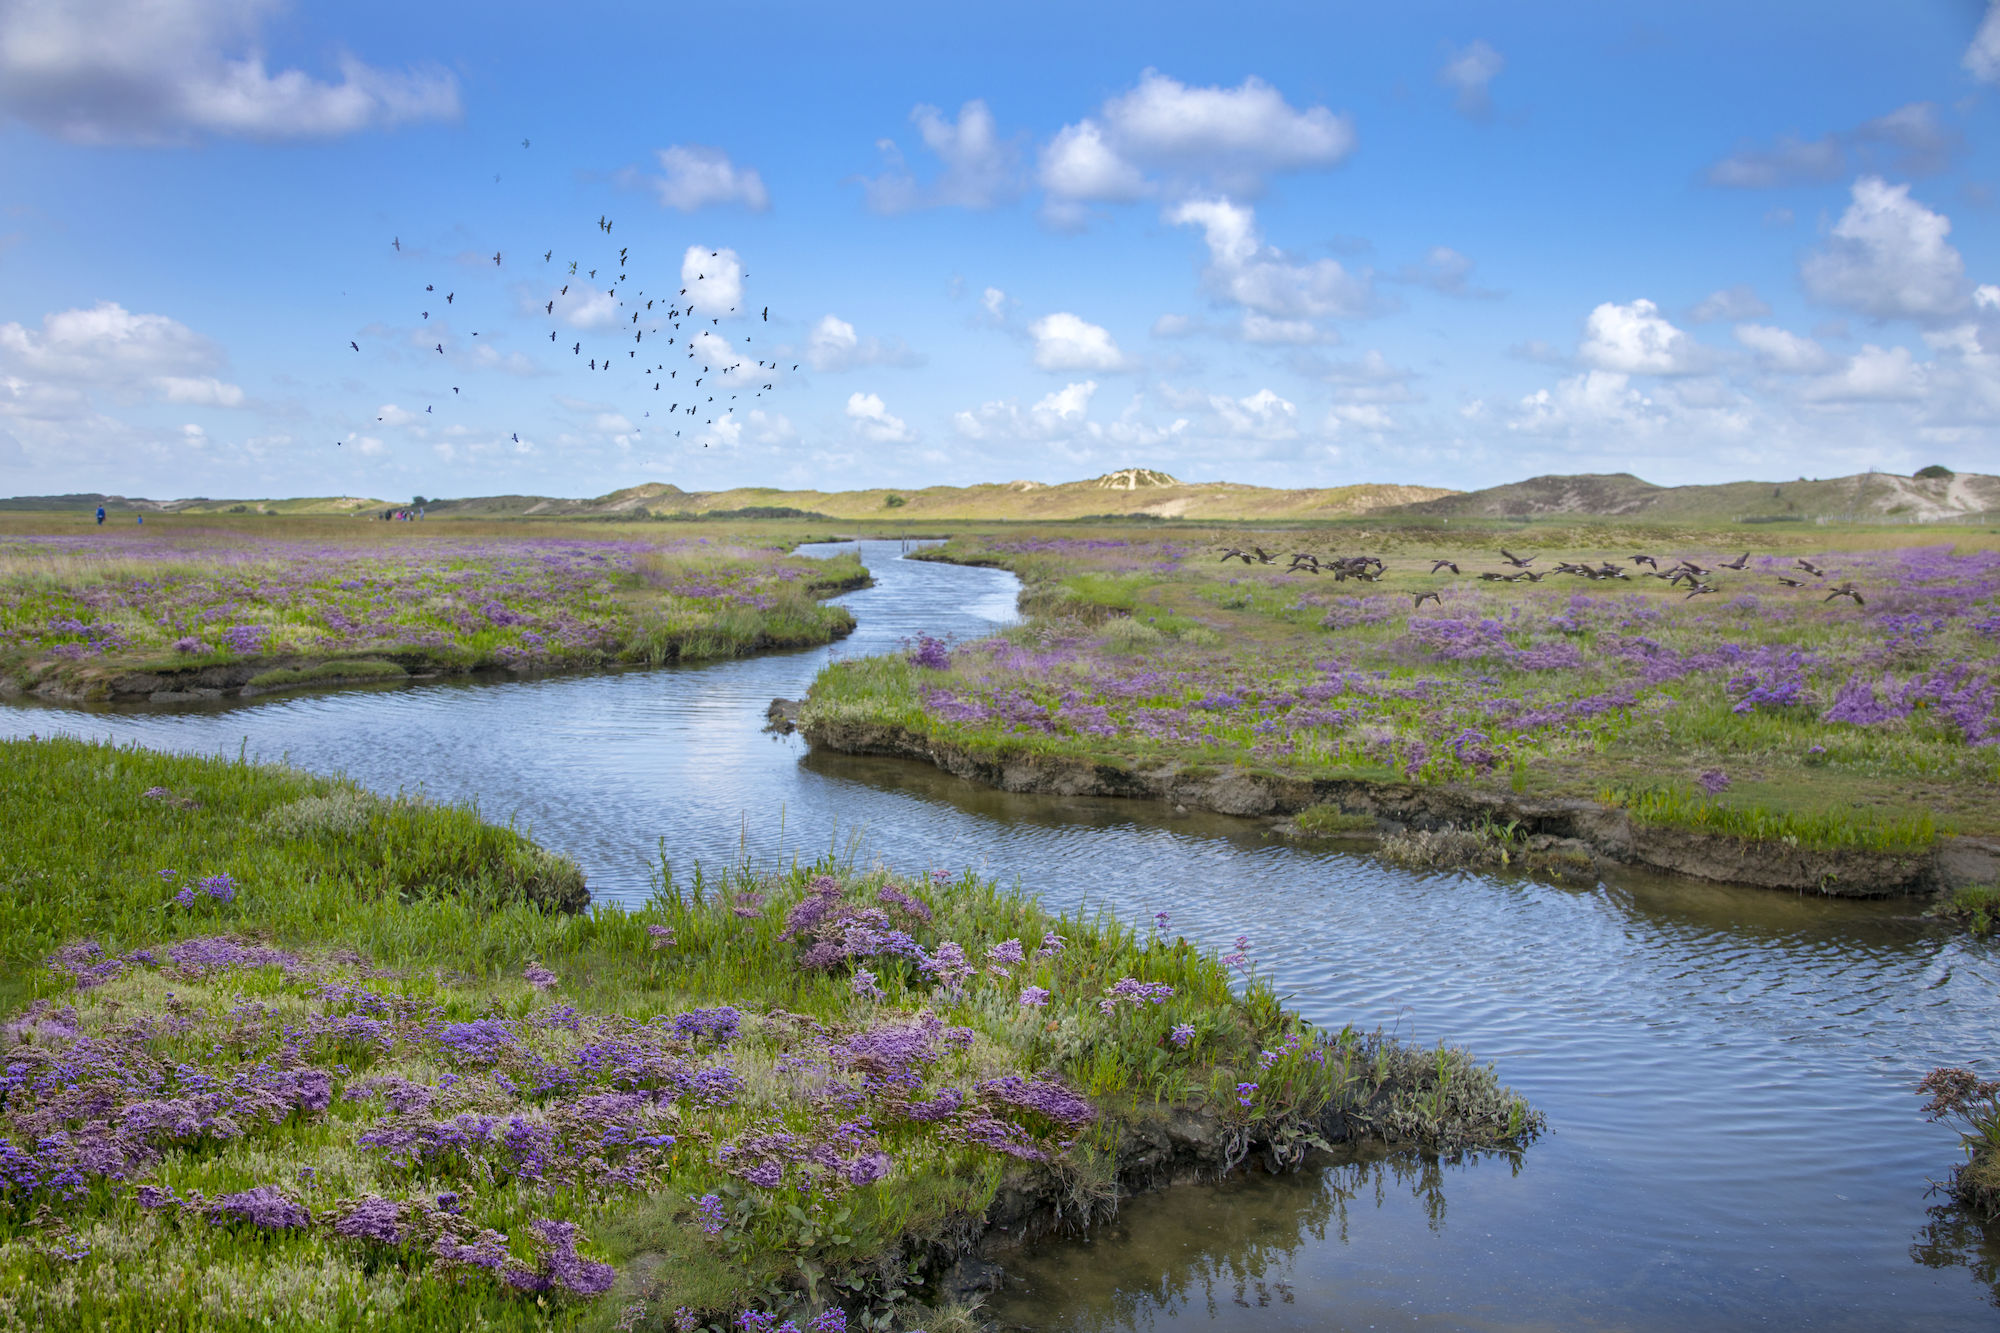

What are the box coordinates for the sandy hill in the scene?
[1392,470,2000,523]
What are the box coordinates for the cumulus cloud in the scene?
[0,0,459,144]
[1038,69,1354,215]
[1241,314,1335,344]
[1028,312,1131,372]
[1734,323,1834,374]
[1801,177,1966,320]
[1967,2,2000,84]
[0,301,245,403]
[649,145,769,213]
[953,380,1101,441]
[1688,284,1771,324]
[845,391,915,442]
[805,314,920,372]
[550,285,618,329]
[1168,197,1377,324]
[1438,40,1504,119]
[860,100,1020,213]
[681,245,745,316]
[1578,299,1702,375]
[1801,344,1926,401]
[1208,387,1298,440]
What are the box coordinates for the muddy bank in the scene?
[801,715,2000,897]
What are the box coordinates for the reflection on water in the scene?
[5,541,2000,1327]
[989,1150,1499,1333]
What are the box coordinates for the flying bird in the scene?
[1499,548,1534,568]
[544,250,552,262]
[1413,591,1442,608]
[1429,560,1459,575]
[1796,559,1825,577]
[1719,552,1751,570]
[1776,576,1807,587]
[492,253,501,266]
[349,341,358,351]
[1824,582,1865,606]
[393,237,401,250]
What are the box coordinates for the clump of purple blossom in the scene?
[1099,977,1174,1015]
[1697,768,1731,795]
[524,963,559,991]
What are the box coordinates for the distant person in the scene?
[95,505,104,525]
[136,515,143,525]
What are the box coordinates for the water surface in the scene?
[6,539,1996,1330]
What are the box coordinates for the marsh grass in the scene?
[807,523,2000,846]
[0,737,1539,1330]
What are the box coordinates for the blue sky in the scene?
[3,0,1999,500]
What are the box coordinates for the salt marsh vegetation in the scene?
[0,736,1539,1330]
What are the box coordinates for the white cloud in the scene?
[1028,312,1131,372]
[980,286,1012,324]
[154,374,243,405]
[1438,40,1504,119]
[861,100,1020,213]
[1038,69,1354,211]
[1324,403,1396,432]
[1209,387,1298,440]
[0,301,246,406]
[551,285,618,329]
[375,404,418,427]
[1735,323,1833,374]
[0,0,459,144]
[1241,314,1334,344]
[805,314,919,372]
[1513,370,1657,433]
[845,391,915,442]
[1167,197,1377,320]
[1801,177,1966,320]
[1032,380,1097,422]
[1802,344,1925,401]
[681,245,745,316]
[1852,103,1957,178]
[1967,2,2000,84]
[1151,313,1198,338]
[1688,285,1771,324]
[650,145,769,213]
[1579,298,1700,374]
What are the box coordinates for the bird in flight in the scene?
[392,237,401,251]
[522,138,530,148]
[544,250,552,262]
[763,307,768,321]
[447,292,453,304]
[1824,582,1865,606]
[492,252,502,266]
[1413,591,1442,608]
[1499,548,1535,568]
[1429,559,1459,574]
[1718,552,1751,570]
[349,341,359,351]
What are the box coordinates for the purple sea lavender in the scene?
[671,1006,742,1045]
[979,1075,1096,1127]
[850,968,885,1001]
[694,1192,728,1237]
[205,1185,310,1230]
[1018,987,1050,1008]
[503,1219,616,1297]
[876,883,933,922]
[844,1151,892,1186]
[333,1197,405,1244]
[197,873,236,903]
[919,942,974,991]
[1035,932,1067,958]
[1099,977,1174,1014]
[1697,768,1731,795]
[524,963,559,991]
[985,938,1025,968]
[1169,1023,1196,1048]
[646,924,677,949]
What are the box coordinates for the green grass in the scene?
[0,737,1541,1330]
[1599,782,1942,854]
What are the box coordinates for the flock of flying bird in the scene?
[353,164,796,450]
[1217,546,1867,608]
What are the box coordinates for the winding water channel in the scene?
[6,540,1998,1329]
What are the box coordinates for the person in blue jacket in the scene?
[95,505,105,525]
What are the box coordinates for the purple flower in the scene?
[919,942,973,991]
[205,1185,310,1230]
[333,1197,405,1244]
[646,924,676,949]
[524,963,559,991]
[908,635,952,669]
[1169,1023,1196,1048]
[694,1192,728,1237]
[197,873,236,903]
[851,968,884,1001]
[1018,986,1050,1008]
[985,938,1025,967]
[844,1151,892,1186]
[1696,768,1730,795]
[1153,911,1172,932]
[1099,977,1174,1014]
[1035,932,1066,958]
[1236,1081,1259,1108]
[172,886,197,908]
